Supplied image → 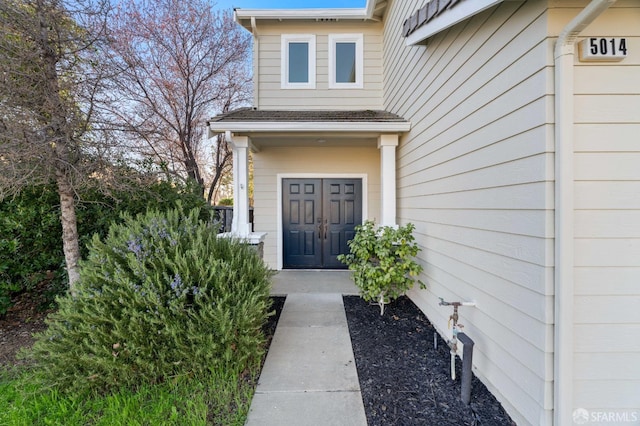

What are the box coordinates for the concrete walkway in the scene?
[245,271,367,426]
[269,270,360,296]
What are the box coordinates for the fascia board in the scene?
[405,0,504,46]
[209,121,411,133]
[235,8,367,21]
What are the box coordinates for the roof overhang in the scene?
[207,108,410,149]
[405,0,506,46]
[235,8,368,22]
[234,0,386,29]
[208,120,411,135]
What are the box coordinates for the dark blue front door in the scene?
[283,178,362,269]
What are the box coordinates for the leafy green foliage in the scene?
[338,221,424,315]
[0,180,209,315]
[0,186,64,315]
[74,179,209,256]
[27,206,273,397]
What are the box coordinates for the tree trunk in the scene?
[56,170,81,291]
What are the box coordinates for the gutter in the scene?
[553,1,616,425]
[234,8,368,21]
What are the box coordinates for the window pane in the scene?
[335,42,356,83]
[289,42,309,83]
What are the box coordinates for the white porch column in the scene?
[378,134,398,227]
[226,132,251,237]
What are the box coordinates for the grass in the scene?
[0,367,256,426]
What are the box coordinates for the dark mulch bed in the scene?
[263,296,286,347]
[344,296,515,426]
[2,292,514,425]
[0,289,52,368]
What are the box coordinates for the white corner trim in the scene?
[553,2,617,425]
[405,0,505,46]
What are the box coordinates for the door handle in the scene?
[323,219,328,240]
[318,219,324,240]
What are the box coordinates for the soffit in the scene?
[207,108,410,149]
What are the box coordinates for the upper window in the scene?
[328,34,363,89]
[281,34,316,89]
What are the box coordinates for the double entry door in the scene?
[283,178,362,269]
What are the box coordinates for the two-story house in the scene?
[208,1,640,425]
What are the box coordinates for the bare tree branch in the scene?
[0,0,112,290]
[103,0,251,197]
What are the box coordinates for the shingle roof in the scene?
[209,108,408,123]
[403,0,464,37]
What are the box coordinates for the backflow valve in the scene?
[438,297,476,405]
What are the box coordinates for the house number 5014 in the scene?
[579,37,628,62]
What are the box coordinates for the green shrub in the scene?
[217,198,233,206]
[75,179,210,258]
[27,206,273,396]
[338,220,424,315]
[0,179,210,315]
[0,186,64,315]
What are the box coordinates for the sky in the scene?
[215,0,366,10]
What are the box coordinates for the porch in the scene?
[207,108,410,270]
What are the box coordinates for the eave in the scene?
[405,0,506,46]
[233,0,386,29]
[208,121,411,134]
[235,8,368,22]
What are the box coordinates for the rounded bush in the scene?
[29,207,273,396]
[338,220,424,315]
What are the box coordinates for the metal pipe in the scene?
[457,332,475,405]
[438,297,477,382]
[450,346,457,380]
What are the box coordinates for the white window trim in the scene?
[328,33,364,89]
[281,34,316,89]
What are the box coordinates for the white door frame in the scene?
[276,173,368,270]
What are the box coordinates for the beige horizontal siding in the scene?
[252,145,380,269]
[255,21,383,110]
[563,0,640,415]
[384,0,553,424]
[575,267,640,296]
